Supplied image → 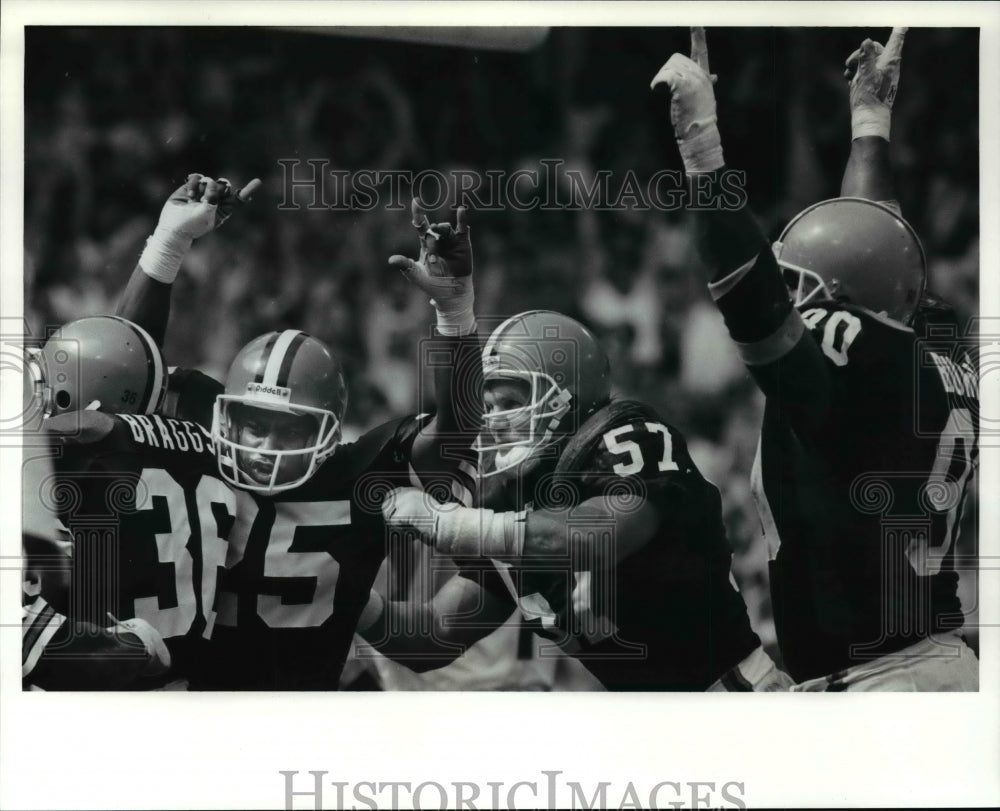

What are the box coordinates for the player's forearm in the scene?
[689,167,770,283]
[430,329,482,436]
[524,497,660,564]
[708,248,833,433]
[840,136,897,205]
[409,330,483,480]
[419,497,655,565]
[115,265,172,347]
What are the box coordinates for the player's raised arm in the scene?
[651,28,832,434]
[839,27,907,205]
[116,173,260,346]
[388,198,483,480]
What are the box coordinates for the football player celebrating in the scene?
[18,330,178,689]
[26,316,232,687]
[193,199,483,690]
[376,309,790,691]
[114,175,483,689]
[651,28,978,690]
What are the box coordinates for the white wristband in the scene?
[678,119,725,174]
[852,105,891,141]
[433,302,477,336]
[434,506,526,557]
[138,225,193,285]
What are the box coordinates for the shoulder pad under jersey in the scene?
[555,400,658,476]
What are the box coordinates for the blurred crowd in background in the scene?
[23,26,980,660]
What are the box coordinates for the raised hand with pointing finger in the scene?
[843,27,908,141]
[119,171,261,348]
[139,172,262,285]
[650,27,724,173]
[388,198,476,336]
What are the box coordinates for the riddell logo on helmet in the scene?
[246,382,292,400]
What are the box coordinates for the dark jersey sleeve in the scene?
[161,367,223,429]
[709,248,834,437]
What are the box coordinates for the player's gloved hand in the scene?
[382,486,440,532]
[382,486,525,558]
[139,172,262,284]
[650,27,724,173]
[107,614,172,678]
[843,27,907,141]
[387,198,475,336]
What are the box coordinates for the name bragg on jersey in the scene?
[119,413,212,453]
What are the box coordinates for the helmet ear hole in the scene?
[55,390,72,410]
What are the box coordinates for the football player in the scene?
[21,175,259,688]
[188,199,483,690]
[651,28,978,690]
[25,317,233,687]
[114,175,484,689]
[376,309,791,691]
[19,340,174,689]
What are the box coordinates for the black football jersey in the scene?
[47,410,232,686]
[161,367,224,428]
[200,415,426,690]
[461,401,761,691]
[751,302,978,681]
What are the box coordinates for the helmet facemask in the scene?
[477,371,573,477]
[773,242,840,310]
[212,396,341,495]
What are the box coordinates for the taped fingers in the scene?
[201,178,225,205]
[184,173,204,199]
[236,177,262,202]
[411,197,431,234]
[883,27,907,60]
[387,254,419,275]
[690,26,710,73]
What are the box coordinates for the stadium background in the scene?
[23,26,979,664]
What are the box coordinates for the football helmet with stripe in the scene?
[212,330,348,493]
[478,310,611,476]
[30,316,166,417]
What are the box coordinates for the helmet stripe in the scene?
[253,333,280,383]
[482,312,525,361]
[261,330,305,388]
[106,316,165,414]
[275,331,308,388]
